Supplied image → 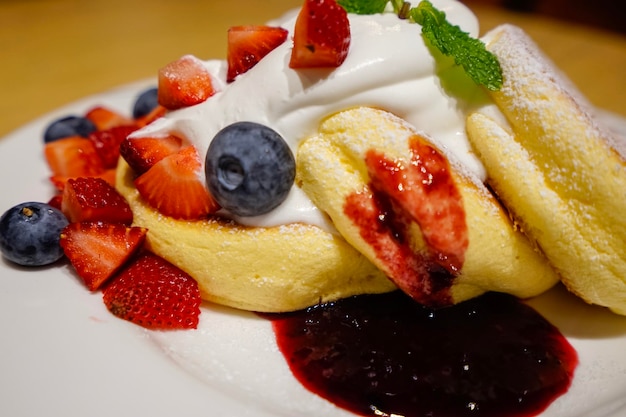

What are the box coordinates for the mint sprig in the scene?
[410,1,502,90]
[338,0,503,91]
[337,0,388,14]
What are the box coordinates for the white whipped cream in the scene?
[133,0,490,230]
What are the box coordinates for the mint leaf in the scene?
[410,1,503,90]
[337,0,388,14]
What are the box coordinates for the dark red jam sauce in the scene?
[262,291,578,417]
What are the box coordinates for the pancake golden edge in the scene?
[297,106,559,306]
[116,159,395,313]
[466,24,626,315]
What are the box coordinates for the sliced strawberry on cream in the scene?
[157,55,217,110]
[120,135,183,176]
[60,221,147,291]
[134,146,220,219]
[289,0,351,68]
[226,25,289,82]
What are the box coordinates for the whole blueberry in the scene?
[132,87,159,119]
[43,115,97,143]
[205,122,295,217]
[0,202,69,266]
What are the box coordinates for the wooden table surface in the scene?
[1,0,625,139]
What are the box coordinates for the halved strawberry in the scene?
[102,252,201,330]
[134,146,220,219]
[88,124,138,169]
[120,135,183,176]
[289,0,351,68]
[226,25,289,82]
[85,106,134,131]
[158,55,217,110]
[44,135,105,178]
[62,177,133,224]
[60,221,147,291]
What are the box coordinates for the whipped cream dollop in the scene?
[133,0,490,230]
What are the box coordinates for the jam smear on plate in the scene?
[264,291,577,417]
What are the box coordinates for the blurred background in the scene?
[1,0,625,139]
[462,0,624,34]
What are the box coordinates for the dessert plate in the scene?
[1,81,625,417]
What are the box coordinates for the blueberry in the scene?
[43,115,97,143]
[0,202,69,266]
[205,122,296,217]
[132,87,159,119]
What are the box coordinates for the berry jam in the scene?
[264,291,577,417]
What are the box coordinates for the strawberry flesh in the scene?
[86,106,134,131]
[158,55,217,110]
[134,146,220,219]
[227,25,289,82]
[289,0,351,68]
[120,135,183,176]
[44,135,105,178]
[103,252,201,330]
[60,221,147,291]
[88,125,138,169]
[62,177,133,224]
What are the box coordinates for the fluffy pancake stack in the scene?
[116,23,626,315]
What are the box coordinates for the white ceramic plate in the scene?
[1,82,626,417]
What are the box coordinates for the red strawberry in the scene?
[134,146,220,219]
[289,0,351,68]
[89,125,138,169]
[48,194,63,211]
[227,25,289,82]
[44,135,105,178]
[85,106,134,131]
[60,222,147,291]
[50,168,117,192]
[62,177,133,224]
[102,252,201,330]
[158,55,217,110]
[120,135,183,176]
[135,105,168,128]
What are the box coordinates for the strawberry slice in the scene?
[85,106,134,131]
[289,0,351,68]
[134,146,220,219]
[226,25,289,82]
[158,55,217,110]
[120,135,183,176]
[88,125,138,169]
[60,221,147,291]
[102,252,201,330]
[135,105,168,128]
[50,168,117,192]
[44,135,105,178]
[62,177,133,224]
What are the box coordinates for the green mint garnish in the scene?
[410,1,502,91]
[337,0,388,14]
[337,0,503,91]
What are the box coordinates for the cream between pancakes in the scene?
[131,0,491,229]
